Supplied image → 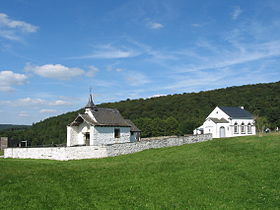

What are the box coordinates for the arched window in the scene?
[234,122,239,134]
[247,123,252,134]
[241,122,245,134]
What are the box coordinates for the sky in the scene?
[0,0,280,125]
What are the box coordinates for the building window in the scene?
[247,123,252,134]
[114,128,120,138]
[234,123,239,134]
[241,123,245,134]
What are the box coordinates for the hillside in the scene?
[1,134,280,209]
[0,124,30,131]
[1,81,280,145]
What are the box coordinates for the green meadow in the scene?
[1,134,280,209]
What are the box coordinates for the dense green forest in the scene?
[0,124,30,131]
[1,81,279,146]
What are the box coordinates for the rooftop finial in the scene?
[89,87,92,95]
[85,89,95,109]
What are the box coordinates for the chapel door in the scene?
[219,126,225,138]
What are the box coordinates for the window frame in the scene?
[241,122,245,134]
[247,123,252,134]
[234,122,239,134]
[114,128,120,138]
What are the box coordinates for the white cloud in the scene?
[231,6,242,20]
[0,97,72,107]
[0,13,38,41]
[18,97,45,105]
[0,70,27,92]
[125,71,150,86]
[49,100,71,106]
[91,79,116,87]
[19,111,29,117]
[176,40,280,73]
[106,62,125,72]
[72,45,139,59]
[191,23,203,27]
[39,109,57,113]
[85,65,99,77]
[25,64,87,80]
[147,22,164,29]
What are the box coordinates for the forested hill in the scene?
[0,124,30,131]
[1,81,280,146]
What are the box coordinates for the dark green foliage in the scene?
[0,124,30,131]
[1,134,280,209]
[1,81,280,145]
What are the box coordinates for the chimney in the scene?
[240,106,244,110]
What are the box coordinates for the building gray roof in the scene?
[219,106,253,119]
[69,114,97,126]
[209,117,229,123]
[92,108,130,127]
[125,119,141,132]
[69,108,131,127]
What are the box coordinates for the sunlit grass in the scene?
[1,134,280,209]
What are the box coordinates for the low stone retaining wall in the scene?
[4,134,212,161]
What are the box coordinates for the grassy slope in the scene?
[1,134,280,209]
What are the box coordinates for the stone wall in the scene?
[4,134,212,161]
[0,137,8,150]
[4,146,108,161]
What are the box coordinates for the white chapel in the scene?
[67,94,140,146]
[193,106,256,138]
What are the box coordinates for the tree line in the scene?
[0,81,279,146]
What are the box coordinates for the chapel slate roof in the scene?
[125,119,141,132]
[68,114,98,126]
[218,106,253,119]
[79,114,98,125]
[69,108,131,127]
[209,117,229,123]
[91,108,131,127]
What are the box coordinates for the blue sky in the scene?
[0,0,280,124]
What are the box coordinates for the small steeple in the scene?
[85,94,95,109]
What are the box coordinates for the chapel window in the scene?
[247,123,252,134]
[234,123,239,134]
[114,129,120,138]
[241,123,245,134]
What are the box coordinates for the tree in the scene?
[255,116,269,134]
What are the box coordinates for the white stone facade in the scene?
[67,122,90,146]
[92,126,131,145]
[67,94,140,146]
[5,134,212,160]
[194,106,256,138]
[67,124,132,146]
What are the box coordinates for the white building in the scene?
[193,106,256,138]
[67,94,140,146]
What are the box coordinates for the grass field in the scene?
[1,134,280,209]
[0,150,3,156]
